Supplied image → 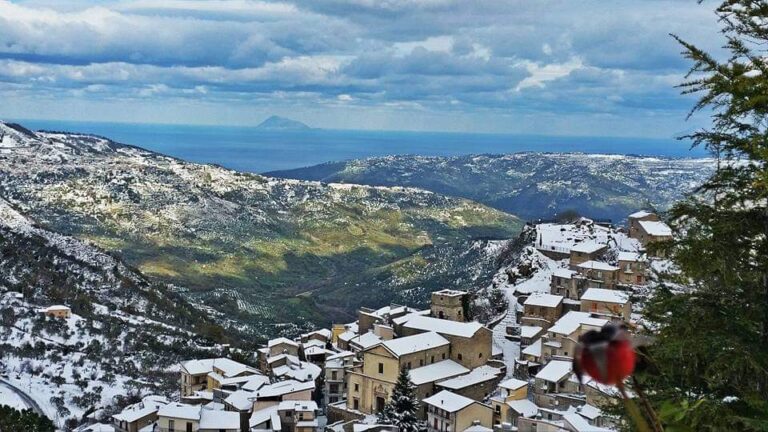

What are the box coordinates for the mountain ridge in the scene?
[0,121,522,339]
[267,153,715,222]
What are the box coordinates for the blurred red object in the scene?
[574,323,636,386]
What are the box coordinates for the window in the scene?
[299,412,304,420]
[331,371,337,380]
[407,362,412,369]
[495,405,501,413]
[479,352,483,358]
[420,359,424,366]
[457,353,462,361]
[168,420,175,432]
[354,383,359,392]
[378,363,384,374]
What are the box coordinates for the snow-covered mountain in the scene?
[267,154,715,222]
[0,196,232,430]
[0,121,521,339]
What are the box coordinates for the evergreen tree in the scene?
[0,405,55,432]
[637,1,768,430]
[377,368,424,432]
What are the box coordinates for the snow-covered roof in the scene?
[521,338,542,357]
[241,375,271,392]
[303,345,332,357]
[408,360,468,385]
[401,316,485,338]
[272,361,321,382]
[268,337,299,348]
[180,358,256,377]
[338,330,357,342]
[577,261,619,272]
[249,406,280,428]
[506,399,539,417]
[437,365,500,390]
[535,360,573,383]
[638,220,672,237]
[301,328,332,340]
[350,332,383,350]
[570,242,605,254]
[548,312,608,336]
[74,424,113,432]
[278,400,318,412]
[302,339,326,349]
[268,354,299,365]
[391,309,431,326]
[499,377,528,391]
[581,288,629,304]
[224,390,256,411]
[520,326,543,339]
[463,425,493,432]
[617,251,642,262]
[380,331,449,357]
[158,402,200,420]
[628,210,654,219]
[42,305,70,312]
[553,268,576,279]
[254,379,314,397]
[325,351,355,368]
[422,390,477,412]
[523,293,563,308]
[433,289,467,297]
[576,404,602,421]
[199,409,241,430]
[563,412,613,432]
[113,396,168,422]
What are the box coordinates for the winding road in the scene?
[0,377,44,416]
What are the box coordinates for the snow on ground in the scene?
[0,382,29,410]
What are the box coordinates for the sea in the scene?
[17,119,708,173]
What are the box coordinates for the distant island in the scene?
[255,115,312,131]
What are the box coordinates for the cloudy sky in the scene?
[0,0,722,136]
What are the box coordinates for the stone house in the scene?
[579,288,631,322]
[521,294,564,330]
[488,377,529,425]
[435,365,503,402]
[40,305,71,319]
[575,261,619,289]
[627,210,659,239]
[179,358,260,398]
[277,400,319,432]
[430,289,469,322]
[346,331,451,414]
[423,390,493,432]
[409,360,470,418]
[532,361,581,410]
[540,312,608,364]
[157,403,240,432]
[111,396,168,432]
[568,242,607,267]
[250,380,315,411]
[324,351,357,406]
[397,316,493,369]
[617,252,646,285]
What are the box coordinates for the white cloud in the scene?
[515,57,584,91]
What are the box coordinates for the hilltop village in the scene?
[85,212,671,432]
